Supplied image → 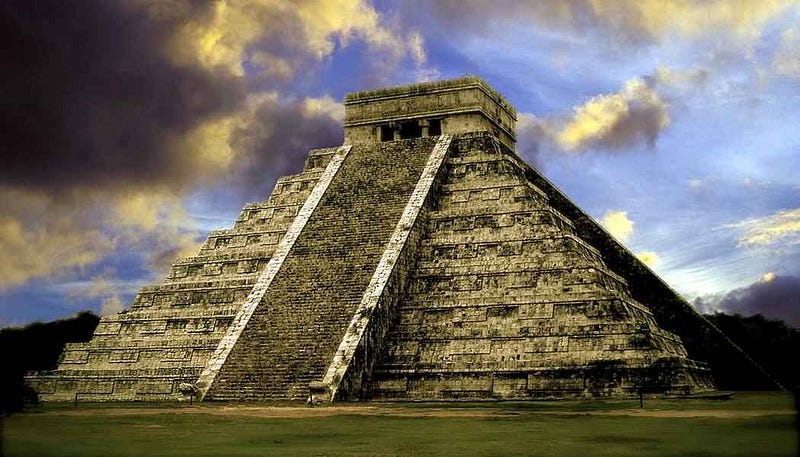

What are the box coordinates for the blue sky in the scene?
[1,1,798,327]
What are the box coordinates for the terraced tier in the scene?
[371,133,714,400]
[203,137,439,401]
[26,148,340,401]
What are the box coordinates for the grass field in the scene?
[2,392,797,457]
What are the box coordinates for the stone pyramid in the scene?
[31,77,761,402]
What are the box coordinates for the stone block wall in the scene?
[203,137,438,401]
[344,77,516,149]
[27,148,341,401]
[370,133,714,399]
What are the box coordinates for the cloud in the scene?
[716,274,800,327]
[773,27,800,78]
[110,189,204,274]
[650,67,709,87]
[515,113,555,166]
[293,0,406,58]
[222,93,344,200]
[167,0,417,76]
[687,177,713,189]
[302,96,346,123]
[516,68,708,155]
[0,1,247,194]
[0,186,204,289]
[0,200,114,289]
[419,0,794,45]
[67,274,126,316]
[0,0,418,195]
[635,251,661,268]
[100,295,125,316]
[581,0,792,43]
[726,208,800,248]
[407,31,427,66]
[557,78,670,151]
[0,0,417,292]
[601,210,634,243]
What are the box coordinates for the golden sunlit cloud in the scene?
[168,0,276,75]
[635,251,661,268]
[250,52,295,80]
[762,272,776,282]
[0,217,113,289]
[110,190,204,274]
[0,184,206,289]
[515,67,701,155]
[296,0,397,56]
[557,78,669,151]
[429,0,794,47]
[585,0,794,43]
[173,115,239,180]
[601,210,634,243]
[727,208,800,248]
[0,190,115,289]
[167,0,423,76]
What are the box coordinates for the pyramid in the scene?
[31,77,764,402]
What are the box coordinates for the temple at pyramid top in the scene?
[344,76,517,150]
[27,77,778,403]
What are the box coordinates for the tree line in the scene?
[1,311,797,413]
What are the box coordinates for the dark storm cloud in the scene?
[228,96,343,200]
[717,275,800,327]
[0,0,244,192]
[0,0,357,291]
[515,113,548,167]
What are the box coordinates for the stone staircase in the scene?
[26,148,341,401]
[203,137,439,401]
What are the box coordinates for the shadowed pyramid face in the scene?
[34,77,777,403]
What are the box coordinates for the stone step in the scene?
[205,137,440,400]
[372,134,706,399]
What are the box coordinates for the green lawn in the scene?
[2,392,797,457]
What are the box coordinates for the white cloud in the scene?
[100,294,125,316]
[688,178,706,188]
[303,95,345,123]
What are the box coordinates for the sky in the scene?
[1,0,798,328]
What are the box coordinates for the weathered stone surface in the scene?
[370,132,713,399]
[29,77,739,402]
[344,77,516,150]
[203,137,440,401]
[26,149,341,401]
